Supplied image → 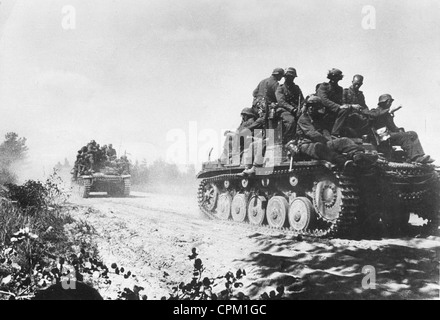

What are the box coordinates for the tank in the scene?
[196,122,439,238]
[71,148,131,198]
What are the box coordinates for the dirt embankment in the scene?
[69,191,440,300]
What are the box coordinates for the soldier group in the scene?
[221,67,434,175]
[72,140,130,177]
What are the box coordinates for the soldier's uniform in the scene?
[251,68,285,130]
[86,142,98,170]
[296,96,375,168]
[107,146,117,161]
[369,94,429,162]
[341,86,371,137]
[220,108,256,164]
[316,69,351,136]
[275,69,304,144]
[316,82,351,136]
[252,75,279,106]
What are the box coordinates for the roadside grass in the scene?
[0,171,103,300]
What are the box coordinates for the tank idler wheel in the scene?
[289,197,315,231]
[247,196,266,226]
[217,193,232,220]
[313,180,343,222]
[266,196,288,228]
[202,182,218,212]
[231,194,248,222]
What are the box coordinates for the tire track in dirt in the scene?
[69,192,261,299]
[69,191,440,300]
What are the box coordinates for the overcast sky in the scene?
[1,0,439,178]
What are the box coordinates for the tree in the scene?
[0,132,28,184]
[0,132,28,167]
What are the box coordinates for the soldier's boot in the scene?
[352,152,378,168]
[414,155,435,164]
[285,140,299,157]
[239,164,261,177]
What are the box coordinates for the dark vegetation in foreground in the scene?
[0,170,280,300]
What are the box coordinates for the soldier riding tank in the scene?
[196,117,439,238]
[71,145,131,199]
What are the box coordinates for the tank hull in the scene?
[197,157,439,238]
[73,174,131,198]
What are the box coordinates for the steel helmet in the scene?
[378,94,394,104]
[305,95,322,105]
[284,67,297,77]
[327,68,344,80]
[241,107,255,117]
[353,74,364,84]
[272,68,285,76]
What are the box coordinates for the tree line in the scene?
[0,132,28,185]
[130,159,196,187]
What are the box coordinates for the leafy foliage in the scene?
[165,248,249,300]
[4,170,69,214]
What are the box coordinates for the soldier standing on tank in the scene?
[219,108,256,164]
[251,68,285,129]
[275,67,304,145]
[316,68,360,137]
[238,68,284,175]
[295,95,378,169]
[369,94,434,164]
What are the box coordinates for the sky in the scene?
[0,0,440,178]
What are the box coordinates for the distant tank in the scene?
[196,120,439,238]
[73,171,131,199]
[71,148,131,198]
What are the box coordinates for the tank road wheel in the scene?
[231,194,247,222]
[289,197,315,232]
[199,181,218,212]
[217,193,232,220]
[313,180,343,222]
[247,196,266,226]
[266,196,288,228]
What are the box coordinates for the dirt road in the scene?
[69,190,440,300]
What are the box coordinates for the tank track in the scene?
[77,178,91,198]
[123,179,131,197]
[197,168,359,239]
[378,160,439,231]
